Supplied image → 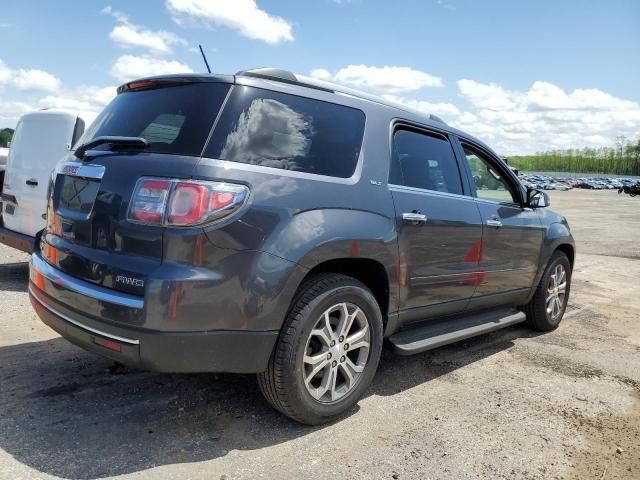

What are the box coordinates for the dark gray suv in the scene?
[29,68,574,425]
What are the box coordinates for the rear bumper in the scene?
[29,252,278,373]
[0,219,35,253]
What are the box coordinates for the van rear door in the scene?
[3,111,81,237]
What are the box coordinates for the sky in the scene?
[0,0,638,155]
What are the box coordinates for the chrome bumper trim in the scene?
[29,285,140,345]
[30,252,144,310]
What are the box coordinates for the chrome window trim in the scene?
[30,253,144,310]
[474,196,523,208]
[197,156,364,186]
[29,286,140,345]
[389,183,477,203]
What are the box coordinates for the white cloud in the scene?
[0,59,60,92]
[311,64,444,92]
[166,0,294,44]
[0,59,117,128]
[38,85,117,126]
[457,79,516,111]
[110,55,193,82]
[309,68,332,81]
[0,100,33,123]
[527,81,638,111]
[382,94,460,118]
[39,86,116,112]
[102,6,187,55]
[0,85,117,128]
[0,22,11,28]
[453,79,640,154]
[307,66,640,154]
[12,69,61,92]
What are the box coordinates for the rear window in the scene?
[77,83,230,157]
[205,86,365,178]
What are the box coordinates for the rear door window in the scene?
[77,82,230,157]
[205,86,365,178]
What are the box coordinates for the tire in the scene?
[524,251,572,332]
[257,273,383,425]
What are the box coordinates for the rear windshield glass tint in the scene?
[206,86,365,178]
[77,83,230,156]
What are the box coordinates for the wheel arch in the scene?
[555,242,575,268]
[525,222,575,304]
[298,257,391,328]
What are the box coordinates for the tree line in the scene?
[0,128,13,148]
[510,137,640,176]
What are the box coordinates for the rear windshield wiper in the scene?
[74,136,149,160]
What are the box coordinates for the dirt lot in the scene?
[0,189,638,480]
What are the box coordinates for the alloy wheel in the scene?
[546,264,567,321]
[302,302,370,403]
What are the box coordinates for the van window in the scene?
[71,117,85,148]
[391,129,463,195]
[206,86,365,178]
[76,83,230,157]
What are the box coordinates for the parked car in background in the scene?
[29,68,575,425]
[0,110,86,253]
[520,174,640,191]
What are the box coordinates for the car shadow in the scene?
[0,325,540,479]
[0,261,29,292]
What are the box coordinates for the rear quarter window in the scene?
[205,86,365,178]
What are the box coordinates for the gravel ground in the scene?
[0,189,638,480]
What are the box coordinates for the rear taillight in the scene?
[129,179,171,223]
[128,178,248,226]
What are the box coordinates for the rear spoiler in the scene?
[116,74,233,94]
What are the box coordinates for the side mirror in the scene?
[527,188,550,208]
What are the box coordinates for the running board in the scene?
[389,308,526,355]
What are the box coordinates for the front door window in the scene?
[462,145,518,204]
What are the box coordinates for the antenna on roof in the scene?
[198,44,211,74]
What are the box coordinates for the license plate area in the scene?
[58,175,100,219]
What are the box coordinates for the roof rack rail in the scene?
[236,68,334,93]
[236,67,298,83]
[236,67,447,126]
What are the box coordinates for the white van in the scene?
[0,147,8,185]
[0,110,85,253]
[0,147,8,169]
[0,146,8,208]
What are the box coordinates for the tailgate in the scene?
[42,153,201,294]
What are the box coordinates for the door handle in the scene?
[26,179,38,187]
[486,219,502,228]
[402,212,428,225]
